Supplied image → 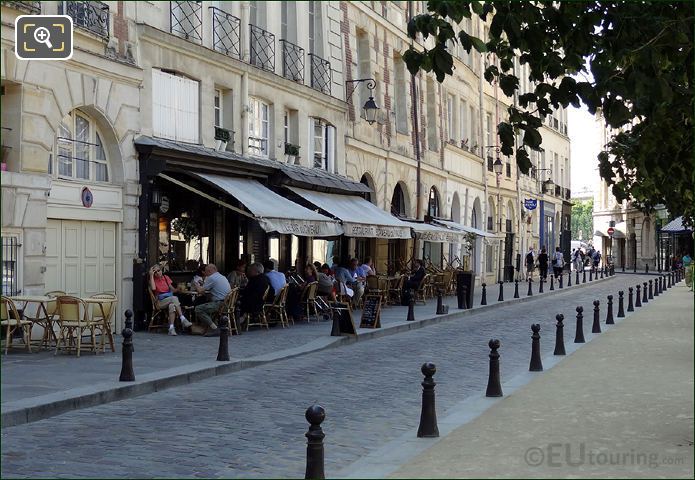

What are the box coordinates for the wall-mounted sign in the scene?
[160,196,170,214]
[81,187,93,208]
[524,198,538,210]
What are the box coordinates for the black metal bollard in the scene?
[407,290,416,321]
[498,281,504,302]
[574,306,585,343]
[667,273,672,289]
[481,283,487,305]
[550,275,555,291]
[554,314,566,355]
[583,269,587,283]
[567,270,572,287]
[417,363,439,438]
[436,290,444,314]
[660,276,665,293]
[529,324,543,372]
[654,277,660,297]
[635,285,642,307]
[634,262,637,273]
[658,263,662,273]
[648,280,653,299]
[592,300,601,333]
[304,405,326,480]
[600,267,604,279]
[559,273,563,289]
[622,264,625,273]
[485,339,503,397]
[539,277,544,293]
[627,287,634,312]
[617,291,625,317]
[514,280,520,299]
[643,282,649,303]
[527,279,533,297]
[646,263,649,274]
[216,315,230,361]
[589,269,593,281]
[575,269,580,285]
[119,310,135,382]
[606,295,615,325]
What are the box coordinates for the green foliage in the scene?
[404,1,694,224]
[571,199,594,241]
[171,217,199,243]
[284,143,300,156]
[214,127,231,143]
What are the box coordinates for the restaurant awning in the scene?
[660,216,692,234]
[287,187,412,239]
[187,173,343,237]
[408,221,466,243]
[433,218,498,238]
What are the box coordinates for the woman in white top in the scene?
[552,247,565,278]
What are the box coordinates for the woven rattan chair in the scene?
[1,296,32,354]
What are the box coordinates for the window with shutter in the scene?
[152,69,200,143]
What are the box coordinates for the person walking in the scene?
[537,247,549,280]
[552,246,565,278]
[525,247,535,281]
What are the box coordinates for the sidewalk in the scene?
[384,283,694,478]
[0,271,629,426]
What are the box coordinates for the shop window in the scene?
[249,96,270,157]
[152,69,200,144]
[55,110,109,182]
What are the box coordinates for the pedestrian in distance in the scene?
[552,246,564,279]
[537,247,549,281]
[525,247,536,282]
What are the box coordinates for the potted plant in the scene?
[214,127,231,151]
[284,142,300,164]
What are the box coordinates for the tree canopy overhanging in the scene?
[403,1,694,224]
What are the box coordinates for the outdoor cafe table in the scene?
[9,295,55,350]
[83,297,117,353]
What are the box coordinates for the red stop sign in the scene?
[607,227,615,236]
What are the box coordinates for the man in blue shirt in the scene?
[263,260,286,298]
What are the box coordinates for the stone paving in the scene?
[1,269,614,404]
[0,273,664,479]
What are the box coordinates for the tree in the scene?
[571,198,594,241]
[403,1,693,224]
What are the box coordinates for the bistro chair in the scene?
[147,289,170,332]
[246,286,270,331]
[213,288,240,336]
[301,281,321,322]
[263,284,290,328]
[366,276,387,308]
[414,274,431,305]
[89,293,117,353]
[54,296,95,357]
[1,296,33,354]
[388,275,406,305]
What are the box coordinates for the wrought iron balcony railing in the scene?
[3,1,41,14]
[210,7,240,59]
[565,188,571,200]
[309,53,331,95]
[61,1,109,39]
[279,40,304,84]
[249,24,275,73]
[170,1,202,44]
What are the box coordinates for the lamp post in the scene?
[493,158,503,282]
[345,78,380,125]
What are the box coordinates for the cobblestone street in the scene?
[0,274,664,478]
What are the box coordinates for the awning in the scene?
[408,222,465,243]
[287,187,412,239]
[661,216,692,233]
[189,173,343,237]
[594,221,626,239]
[433,218,498,238]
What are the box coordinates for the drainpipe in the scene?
[479,30,488,281]
[240,72,248,156]
[409,1,422,220]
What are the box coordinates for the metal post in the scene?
[407,290,416,321]
[574,306,585,343]
[216,315,231,361]
[119,310,135,382]
[575,269,580,285]
[559,272,563,289]
[627,287,634,312]
[485,339,503,397]
[643,282,649,303]
[514,280,519,299]
[592,300,601,333]
[617,291,625,317]
[497,281,504,302]
[553,314,565,355]
[648,280,653,299]
[539,277,544,293]
[567,270,572,286]
[654,278,660,297]
[589,269,593,281]
[416,363,439,438]
[436,290,444,314]
[550,275,555,291]
[529,324,543,372]
[606,295,615,324]
[480,283,487,305]
[304,405,326,480]
[582,269,586,283]
[527,279,533,297]
[635,285,642,307]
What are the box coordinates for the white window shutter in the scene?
[326,125,335,173]
[175,75,200,144]
[152,69,177,140]
[308,118,314,167]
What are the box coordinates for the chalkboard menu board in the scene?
[329,302,356,335]
[360,295,382,328]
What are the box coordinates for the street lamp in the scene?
[345,78,380,125]
[531,166,553,194]
[493,158,503,175]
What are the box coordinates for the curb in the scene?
[1,273,619,428]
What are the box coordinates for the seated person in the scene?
[227,259,248,289]
[404,259,426,291]
[264,260,287,298]
[194,264,231,337]
[359,256,376,277]
[330,255,341,275]
[317,264,336,299]
[336,259,364,307]
[313,261,323,272]
[149,265,192,336]
[304,263,318,283]
[178,264,207,308]
[239,263,271,324]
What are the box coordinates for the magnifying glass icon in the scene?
[33,27,53,49]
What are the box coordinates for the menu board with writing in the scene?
[360,295,382,329]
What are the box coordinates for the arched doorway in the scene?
[388,182,410,274]
[391,182,408,217]
[427,186,441,218]
[360,173,376,205]
[424,186,442,267]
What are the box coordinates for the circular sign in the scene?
[607,227,615,236]
[81,187,93,208]
[160,196,170,214]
